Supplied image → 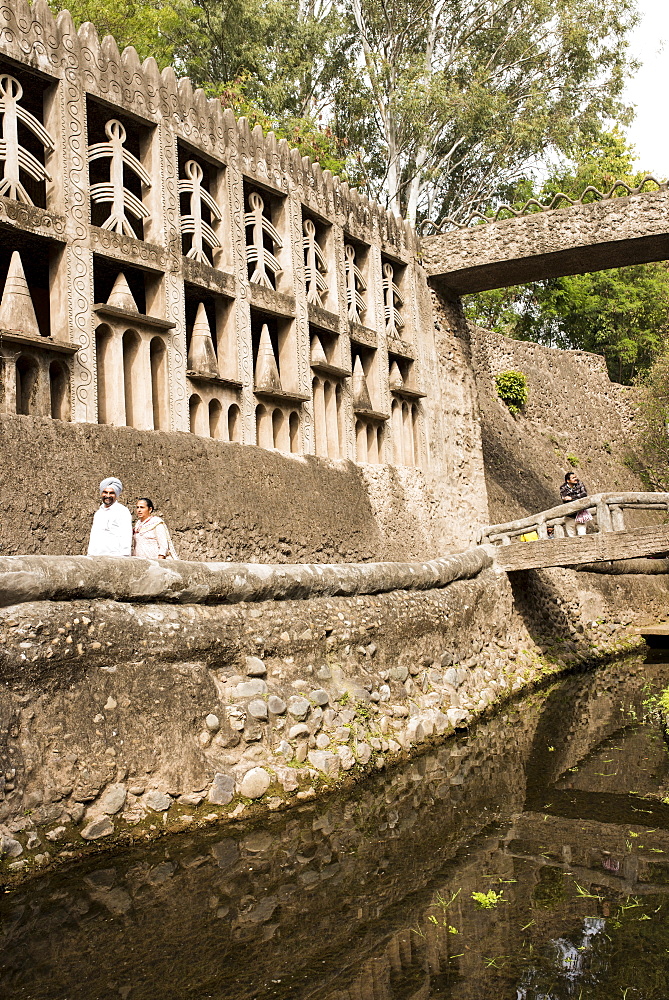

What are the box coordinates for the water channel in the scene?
[3,657,669,1000]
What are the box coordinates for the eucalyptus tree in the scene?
[337,0,639,224]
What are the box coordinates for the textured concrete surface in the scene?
[489,524,669,572]
[0,548,491,607]
[0,563,664,877]
[470,328,645,524]
[422,189,669,293]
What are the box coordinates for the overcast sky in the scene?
[624,0,669,175]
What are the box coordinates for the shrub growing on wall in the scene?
[495,370,528,415]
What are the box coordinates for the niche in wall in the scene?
[93,255,164,317]
[244,181,286,292]
[0,58,55,210]
[250,308,301,396]
[86,97,154,241]
[183,282,236,383]
[177,143,226,269]
[0,229,53,337]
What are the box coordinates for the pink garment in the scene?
[132,515,175,559]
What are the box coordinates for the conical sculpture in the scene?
[107,272,139,312]
[351,354,372,409]
[389,360,404,390]
[0,251,41,337]
[254,323,282,392]
[187,302,219,376]
[310,334,328,367]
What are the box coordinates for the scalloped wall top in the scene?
[0,0,416,253]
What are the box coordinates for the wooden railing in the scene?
[478,492,669,546]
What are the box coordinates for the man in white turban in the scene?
[87,477,132,557]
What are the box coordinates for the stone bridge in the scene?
[421,188,669,294]
[480,492,669,572]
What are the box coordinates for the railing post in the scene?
[610,505,625,531]
[500,534,511,545]
[537,518,547,539]
[596,500,613,533]
[553,521,565,538]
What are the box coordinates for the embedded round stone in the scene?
[247,699,268,720]
[205,713,220,732]
[229,679,267,699]
[97,782,126,816]
[208,772,236,806]
[287,696,310,720]
[80,816,114,841]
[239,767,271,799]
[0,834,23,857]
[245,656,267,677]
[145,790,172,812]
[288,723,310,739]
[268,696,286,715]
[310,689,329,706]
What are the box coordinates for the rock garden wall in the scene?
[1,562,668,879]
[471,327,645,523]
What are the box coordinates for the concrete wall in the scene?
[0,413,455,562]
[0,558,665,877]
[470,327,645,524]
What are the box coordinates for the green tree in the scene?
[464,132,669,384]
[337,0,639,223]
[47,0,201,67]
[634,350,669,490]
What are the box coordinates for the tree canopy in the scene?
[49,0,641,225]
[464,132,669,384]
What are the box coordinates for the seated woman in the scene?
[132,497,177,559]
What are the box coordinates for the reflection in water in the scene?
[2,660,669,1000]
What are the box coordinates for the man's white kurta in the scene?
[87,502,133,556]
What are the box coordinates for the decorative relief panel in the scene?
[245,190,282,288]
[179,159,221,265]
[88,119,151,236]
[345,244,366,323]
[0,3,427,464]
[0,73,54,203]
[303,218,327,306]
[383,261,404,335]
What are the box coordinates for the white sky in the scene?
[624,0,669,175]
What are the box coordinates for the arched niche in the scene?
[95,324,115,424]
[150,337,169,431]
[122,329,141,428]
[209,398,223,438]
[15,355,38,415]
[49,360,70,421]
[289,411,300,453]
[227,403,241,443]
[189,393,203,434]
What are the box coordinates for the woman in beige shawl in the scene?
[132,498,177,559]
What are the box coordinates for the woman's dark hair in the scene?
[564,472,577,482]
[138,497,154,511]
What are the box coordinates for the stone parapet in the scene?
[0,548,491,607]
[0,564,666,880]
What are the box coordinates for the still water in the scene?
[3,658,669,1000]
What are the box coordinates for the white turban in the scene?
[100,477,123,496]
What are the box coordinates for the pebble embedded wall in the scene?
[0,0,428,469]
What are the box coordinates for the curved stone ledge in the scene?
[0,549,491,607]
[575,558,669,575]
